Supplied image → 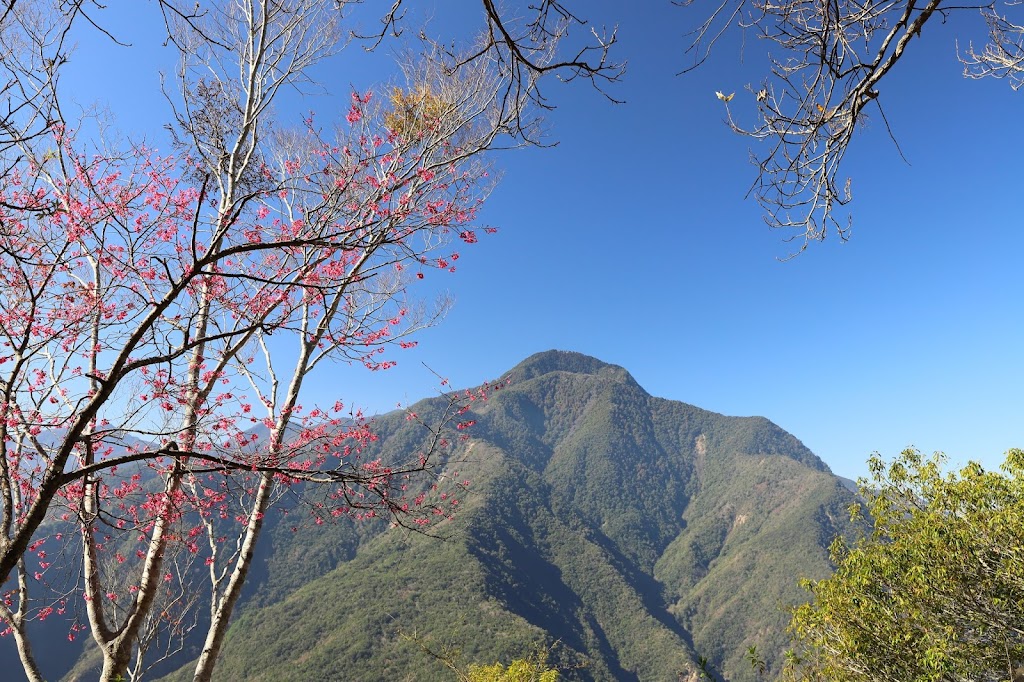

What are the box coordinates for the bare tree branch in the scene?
[682,0,1021,256]
[355,0,624,141]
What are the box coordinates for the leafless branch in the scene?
[355,0,624,141]
[961,3,1024,89]
[682,0,1021,255]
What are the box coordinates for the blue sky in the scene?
[66,1,1023,480]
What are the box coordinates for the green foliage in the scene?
[466,653,560,682]
[404,632,562,682]
[787,448,1024,682]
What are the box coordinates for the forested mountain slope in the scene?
[155,351,857,681]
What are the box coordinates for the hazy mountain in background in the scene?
[148,350,859,681]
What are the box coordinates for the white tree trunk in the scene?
[191,471,274,682]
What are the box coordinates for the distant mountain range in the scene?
[3,351,861,681]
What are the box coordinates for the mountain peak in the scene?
[508,350,630,383]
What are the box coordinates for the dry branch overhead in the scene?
[678,0,1023,255]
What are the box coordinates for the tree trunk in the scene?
[191,472,273,682]
[99,641,134,682]
[11,623,44,682]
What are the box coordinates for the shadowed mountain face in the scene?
[1,351,858,681]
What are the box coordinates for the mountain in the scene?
[0,351,858,681]
[154,350,858,681]
[836,475,860,494]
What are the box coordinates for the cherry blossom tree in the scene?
[0,1,621,680]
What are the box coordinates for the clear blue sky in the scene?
[66,1,1023,480]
